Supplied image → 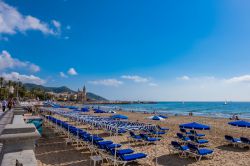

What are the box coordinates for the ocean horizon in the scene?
[95,101,250,119]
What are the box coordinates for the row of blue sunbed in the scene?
[44,115,147,166]
[170,141,214,161]
[177,133,209,147]
[180,128,206,137]
[170,127,214,161]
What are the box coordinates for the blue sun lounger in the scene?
[129,131,142,142]
[177,133,191,142]
[225,135,241,147]
[110,148,134,156]
[187,143,213,161]
[149,129,166,135]
[102,143,134,156]
[190,130,205,137]
[240,137,250,147]
[106,144,122,150]
[96,141,113,149]
[170,141,190,158]
[100,142,146,166]
[189,136,208,146]
[115,152,147,166]
[140,134,160,144]
[157,125,169,131]
[180,128,192,135]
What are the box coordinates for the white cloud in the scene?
[0,1,61,35]
[29,64,40,72]
[67,68,78,75]
[0,50,40,72]
[89,79,123,87]
[226,75,250,83]
[0,50,26,70]
[52,20,61,34]
[1,72,45,85]
[121,75,149,83]
[148,83,158,87]
[52,20,61,29]
[177,75,190,80]
[59,72,68,78]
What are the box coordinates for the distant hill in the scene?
[24,83,75,93]
[87,92,107,101]
[23,83,108,101]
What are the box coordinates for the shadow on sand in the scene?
[216,144,249,152]
[153,154,196,166]
[95,132,110,138]
[36,127,92,166]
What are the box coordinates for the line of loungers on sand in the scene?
[43,115,148,166]
[170,128,214,161]
[39,105,250,165]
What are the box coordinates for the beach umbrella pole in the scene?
[155,123,158,166]
[77,128,79,148]
[68,125,69,139]
[114,124,118,166]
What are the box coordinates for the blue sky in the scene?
[1,0,250,101]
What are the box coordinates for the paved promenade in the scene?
[0,110,13,135]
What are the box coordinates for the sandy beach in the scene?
[35,109,250,166]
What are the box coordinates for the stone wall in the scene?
[0,108,40,166]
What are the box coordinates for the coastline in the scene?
[91,102,250,119]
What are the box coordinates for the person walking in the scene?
[7,98,13,111]
[2,100,7,112]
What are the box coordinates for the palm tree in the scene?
[8,80,12,88]
[12,81,17,97]
[0,77,4,88]
[0,77,3,99]
[7,80,13,98]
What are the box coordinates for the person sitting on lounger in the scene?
[230,114,240,120]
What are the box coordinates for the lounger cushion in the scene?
[225,135,241,143]
[118,129,127,133]
[116,149,134,155]
[240,137,250,144]
[92,137,104,142]
[98,141,113,145]
[198,148,213,155]
[106,144,122,150]
[180,145,189,151]
[232,138,241,143]
[152,131,165,135]
[97,141,113,148]
[160,127,169,130]
[133,135,142,139]
[120,153,147,161]
[197,139,209,144]
[183,137,191,141]
[147,137,160,142]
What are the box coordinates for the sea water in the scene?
[98,102,250,119]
